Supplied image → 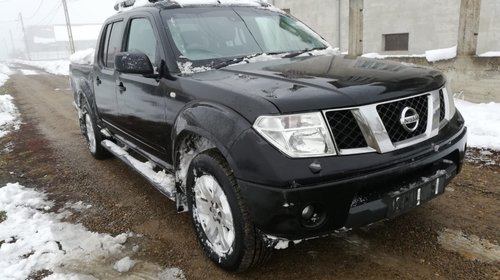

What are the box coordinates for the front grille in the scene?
[325,110,368,150]
[439,90,446,122]
[377,95,429,143]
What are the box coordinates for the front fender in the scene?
[172,102,252,177]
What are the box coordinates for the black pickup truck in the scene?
[70,0,467,272]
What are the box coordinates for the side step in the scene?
[101,140,176,201]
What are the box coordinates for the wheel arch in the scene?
[172,102,252,183]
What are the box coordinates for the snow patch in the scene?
[159,268,187,280]
[19,69,39,76]
[0,183,186,279]
[455,98,500,151]
[177,61,213,75]
[362,53,425,59]
[478,51,500,57]
[0,63,12,87]
[425,45,457,62]
[438,228,500,263]
[0,95,21,138]
[298,47,340,57]
[14,60,70,76]
[102,140,176,196]
[64,201,92,212]
[113,257,136,273]
[70,49,95,65]
[362,46,457,63]
[176,137,215,188]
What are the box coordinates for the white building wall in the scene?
[477,0,500,54]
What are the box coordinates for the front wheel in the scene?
[186,150,271,272]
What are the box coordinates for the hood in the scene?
[186,55,446,115]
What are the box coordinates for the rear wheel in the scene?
[186,150,271,272]
[80,104,110,160]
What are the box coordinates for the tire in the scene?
[186,150,271,272]
[80,104,111,160]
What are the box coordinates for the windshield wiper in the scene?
[213,53,263,69]
[283,47,327,58]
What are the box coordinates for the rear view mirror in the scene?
[115,52,154,75]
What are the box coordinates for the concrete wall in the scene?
[274,0,500,55]
[363,0,460,54]
[477,0,500,55]
[391,57,500,102]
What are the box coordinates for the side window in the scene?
[126,18,158,65]
[106,21,124,69]
[99,24,112,66]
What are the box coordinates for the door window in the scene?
[99,24,112,66]
[126,18,158,64]
[106,21,124,68]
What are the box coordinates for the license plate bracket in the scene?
[386,173,447,218]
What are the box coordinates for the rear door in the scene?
[115,14,169,153]
[94,20,124,128]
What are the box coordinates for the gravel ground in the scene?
[0,66,499,279]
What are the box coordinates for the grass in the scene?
[0,211,6,223]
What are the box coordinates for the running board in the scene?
[101,140,176,201]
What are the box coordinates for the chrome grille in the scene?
[376,95,429,143]
[323,88,444,155]
[325,110,367,150]
[439,90,446,122]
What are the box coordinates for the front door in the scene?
[116,15,169,154]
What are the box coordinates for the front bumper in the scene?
[234,123,467,240]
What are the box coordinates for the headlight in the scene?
[253,112,336,158]
[444,84,456,119]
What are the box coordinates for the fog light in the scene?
[301,204,326,229]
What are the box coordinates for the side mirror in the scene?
[115,52,154,75]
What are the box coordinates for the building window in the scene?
[383,33,409,51]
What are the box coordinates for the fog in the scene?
[0,0,117,60]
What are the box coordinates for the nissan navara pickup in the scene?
[70,0,467,272]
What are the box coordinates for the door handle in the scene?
[96,76,102,86]
[117,82,126,93]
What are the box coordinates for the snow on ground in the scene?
[113,257,136,273]
[362,53,426,59]
[0,63,12,87]
[455,99,500,151]
[438,228,500,263]
[0,63,21,139]
[0,183,186,280]
[19,69,40,76]
[478,51,500,57]
[425,45,457,62]
[362,46,457,63]
[70,49,95,65]
[0,95,21,139]
[14,59,70,76]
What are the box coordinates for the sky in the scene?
[0,0,117,59]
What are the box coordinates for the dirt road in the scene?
[1,66,499,279]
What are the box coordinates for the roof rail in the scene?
[114,0,163,11]
[114,0,272,12]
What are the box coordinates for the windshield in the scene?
[161,7,329,67]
